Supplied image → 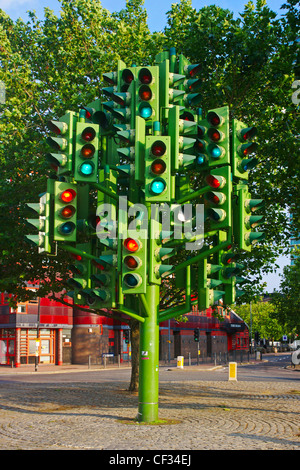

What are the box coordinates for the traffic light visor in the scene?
[122,69,134,84]
[124,273,142,288]
[207,111,224,127]
[206,174,225,189]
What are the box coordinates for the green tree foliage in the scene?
[0,0,299,306]
[234,300,287,342]
[0,0,158,302]
[271,251,300,336]
[162,0,299,291]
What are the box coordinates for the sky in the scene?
[0,0,292,292]
[0,0,289,31]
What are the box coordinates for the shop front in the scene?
[0,330,15,365]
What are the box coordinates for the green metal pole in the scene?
[137,283,160,423]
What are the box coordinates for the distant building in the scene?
[0,285,249,367]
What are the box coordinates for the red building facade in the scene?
[0,289,249,367]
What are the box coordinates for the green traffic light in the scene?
[150,178,166,195]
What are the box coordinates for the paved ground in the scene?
[0,363,299,451]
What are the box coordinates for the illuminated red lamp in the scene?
[60,188,76,203]
[124,238,140,253]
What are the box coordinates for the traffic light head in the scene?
[25,188,52,254]
[121,68,135,89]
[54,181,77,241]
[124,329,130,344]
[178,55,202,110]
[103,79,135,130]
[168,105,197,172]
[122,232,147,294]
[136,66,159,123]
[232,120,258,180]
[46,111,76,176]
[68,252,90,291]
[204,166,232,230]
[74,118,99,182]
[195,106,230,169]
[197,258,224,309]
[145,136,172,202]
[233,185,265,251]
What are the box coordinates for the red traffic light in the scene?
[60,188,76,203]
[60,205,76,219]
[206,174,226,189]
[139,85,152,101]
[124,238,140,252]
[138,68,152,84]
[194,139,206,153]
[222,253,238,265]
[122,69,134,84]
[207,128,223,142]
[185,63,201,77]
[197,126,206,138]
[207,111,223,127]
[239,126,257,141]
[81,143,95,159]
[124,255,141,270]
[151,159,166,175]
[71,253,83,261]
[81,127,96,142]
[92,260,105,270]
[180,111,195,121]
[151,140,166,157]
[206,191,226,205]
[239,142,258,156]
[47,120,68,135]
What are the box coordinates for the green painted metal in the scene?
[137,283,160,423]
[24,46,266,424]
[231,119,258,180]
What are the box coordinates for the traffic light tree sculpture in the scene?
[25,50,264,423]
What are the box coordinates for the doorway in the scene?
[206,332,212,356]
[174,331,181,357]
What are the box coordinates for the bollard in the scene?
[177,356,184,369]
[228,362,237,381]
[256,351,261,360]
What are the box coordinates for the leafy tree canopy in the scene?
[0,0,299,307]
[271,250,300,336]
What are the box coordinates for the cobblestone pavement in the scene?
[0,374,299,450]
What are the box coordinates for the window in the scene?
[17,305,26,313]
